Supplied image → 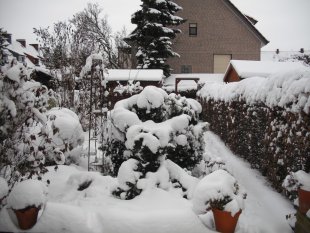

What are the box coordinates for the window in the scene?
[189,23,197,36]
[181,65,192,73]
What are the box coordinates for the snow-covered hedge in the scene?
[198,68,310,192]
[101,86,208,199]
[198,68,310,114]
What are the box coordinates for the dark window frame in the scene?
[189,23,197,36]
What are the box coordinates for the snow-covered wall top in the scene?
[230,60,305,79]
[107,69,163,81]
[198,68,310,113]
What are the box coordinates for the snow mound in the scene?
[193,169,245,216]
[47,108,85,150]
[136,86,168,110]
[7,180,47,210]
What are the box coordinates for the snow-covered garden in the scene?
[1,0,310,232]
[1,56,309,233]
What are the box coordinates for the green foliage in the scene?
[126,0,185,76]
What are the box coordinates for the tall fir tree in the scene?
[126,0,185,77]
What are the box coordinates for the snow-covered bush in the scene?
[0,62,83,188]
[103,86,208,199]
[282,170,310,202]
[103,86,208,178]
[0,63,53,185]
[43,108,85,165]
[7,179,47,210]
[193,169,246,216]
[112,158,199,200]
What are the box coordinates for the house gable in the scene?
[169,0,269,74]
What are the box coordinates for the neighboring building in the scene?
[2,33,55,88]
[168,0,269,74]
[223,60,306,82]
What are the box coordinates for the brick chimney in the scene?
[3,33,12,44]
[30,44,39,51]
[16,39,26,47]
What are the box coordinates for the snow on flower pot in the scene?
[298,188,310,214]
[7,179,47,230]
[193,169,246,233]
[212,208,242,233]
[283,170,310,215]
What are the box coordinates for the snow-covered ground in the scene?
[0,131,295,233]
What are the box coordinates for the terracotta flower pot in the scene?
[14,205,41,230]
[298,188,310,214]
[212,208,242,233]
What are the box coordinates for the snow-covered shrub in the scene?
[193,169,246,216]
[112,158,200,200]
[0,62,83,189]
[113,81,143,96]
[44,108,85,164]
[7,179,47,210]
[0,63,53,185]
[282,170,310,202]
[103,86,208,177]
[103,86,208,199]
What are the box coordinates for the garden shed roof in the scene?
[226,60,306,80]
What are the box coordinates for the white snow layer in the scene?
[0,131,296,232]
[107,69,163,81]
[0,165,214,233]
[7,179,47,210]
[198,68,310,113]
[294,170,310,191]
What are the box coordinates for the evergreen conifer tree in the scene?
[126,0,185,77]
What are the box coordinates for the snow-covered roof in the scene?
[163,73,224,91]
[6,41,26,56]
[6,40,41,59]
[228,60,306,79]
[223,0,269,47]
[107,69,164,81]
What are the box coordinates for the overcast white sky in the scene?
[0,0,309,51]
